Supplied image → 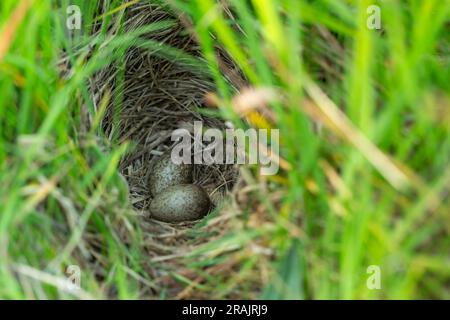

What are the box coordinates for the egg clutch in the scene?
[147,150,211,222]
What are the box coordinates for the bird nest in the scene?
[89,0,241,265]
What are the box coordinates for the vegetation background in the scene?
[0,0,449,299]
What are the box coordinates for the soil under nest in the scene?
[90,2,241,229]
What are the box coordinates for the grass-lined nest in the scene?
[90,2,240,231]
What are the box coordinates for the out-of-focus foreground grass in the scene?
[0,0,449,299]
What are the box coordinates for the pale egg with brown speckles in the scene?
[148,150,193,196]
[149,184,211,222]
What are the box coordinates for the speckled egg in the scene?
[148,150,192,196]
[149,184,211,222]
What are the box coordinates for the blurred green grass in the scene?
[0,0,449,299]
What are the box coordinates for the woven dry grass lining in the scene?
[91,2,240,223]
